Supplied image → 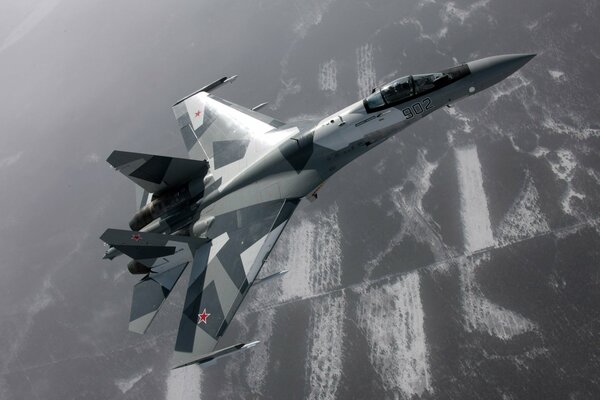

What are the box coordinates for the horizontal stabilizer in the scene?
[107,150,209,194]
[129,262,188,334]
[99,229,206,271]
[172,341,260,369]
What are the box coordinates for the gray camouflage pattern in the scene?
[101,53,535,368]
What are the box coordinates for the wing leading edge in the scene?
[171,198,299,369]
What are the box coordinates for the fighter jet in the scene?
[101,53,535,368]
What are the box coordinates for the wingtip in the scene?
[99,228,117,244]
[170,341,261,370]
[243,340,260,349]
[105,150,118,166]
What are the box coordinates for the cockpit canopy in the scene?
[363,64,470,112]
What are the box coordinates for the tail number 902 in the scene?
[402,98,433,120]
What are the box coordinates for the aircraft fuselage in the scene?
[104,53,535,256]
[192,54,535,233]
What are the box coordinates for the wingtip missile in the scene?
[103,246,121,260]
[254,269,288,285]
[224,75,238,84]
[171,341,261,369]
[173,75,238,106]
[251,101,269,111]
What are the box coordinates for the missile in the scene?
[173,75,238,106]
[223,75,238,84]
[254,270,288,285]
[251,101,269,111]
[103,246,121,260]
[172,341,260,369]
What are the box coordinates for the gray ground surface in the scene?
[1,0,599,399]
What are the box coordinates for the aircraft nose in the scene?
[466,53,535,92]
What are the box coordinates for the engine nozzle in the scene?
[127,260,151,275]
[129,187,193,231]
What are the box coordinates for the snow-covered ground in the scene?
[455,145,495,252]
[355,273,432,397]
[459,254,537,340]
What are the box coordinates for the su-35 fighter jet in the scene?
[101,53,535,369]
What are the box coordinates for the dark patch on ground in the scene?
[479,137,528,228]
[259,302,310,400]
[337,290,387,400]
[423,150,463,250]
[336,193,403,285]
[371,235,435,279]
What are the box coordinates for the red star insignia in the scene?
[131,234,142,241]
[194,110,201,117]
[197,308,210,324]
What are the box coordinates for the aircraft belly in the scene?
[200,169,321,220]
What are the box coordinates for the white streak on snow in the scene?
[525,19,539,31]
[217,360,240,399]
[356,273,432,397]
[276,205,342,300]
[399,18,448,43]
[272,0,336,110]
[367,150,449,276]
[1,232,85,374]
[272,78,302,110]
[292,0,336,39]
[460,254,536,339]
[546,149,586,215]
[1,0,62,53]
[542,113,600,140]
[442,0,490,25]
[356,43,376,99]
[318,59,338,92]
[444,107,474,145]
[548,149,577,181]
[306,293,346,400]
[116,367,152,394]
[530,146,550,158]
[244,307,275,395]
[455,145,495,252]
[165,365,202,400]
[488,72,532,105]
[240,206,343,392]
[0,152,23,168]
[495,174,550,246]
[220,287,276,395]
[259,206,344,399]
[548,70,566,82]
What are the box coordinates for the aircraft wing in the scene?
[128,262,188,334]
[172,198,299,368]
[171,90,295,185]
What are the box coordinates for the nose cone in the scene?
[466,53,535,92]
